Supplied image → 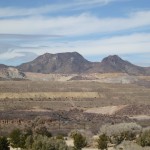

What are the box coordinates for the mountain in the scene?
[90,55,150,75]
[17,52,150,75]
[18,52,92,74]
[0,64,8,69]
[0,65,25,80]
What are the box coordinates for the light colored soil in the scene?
[0,92,99,99]
[85,105,127,115]
[65,139,114,150]
[25,72,76,81]
[24,106,52,112]
[129,115,150,120]
[25,72,139,84]
[10,147,21,150]
[66,138,74,147]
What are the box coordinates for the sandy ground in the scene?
[65,138,115,150]
[85,105,127,115]
[129,115,150,120]
[25,72,139,84]
[10,147,21,150]
[0,92,99,99]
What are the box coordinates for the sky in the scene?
[0,0,150,66]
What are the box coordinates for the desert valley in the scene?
[0,52,150,150]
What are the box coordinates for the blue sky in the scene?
[0,0,150,66]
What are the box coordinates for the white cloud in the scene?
[0,10,150,36]
[35,33,150,56]
[0,0,116,17]
[0,33,150,66]
[0,51,24,60]
[1,33,149,56]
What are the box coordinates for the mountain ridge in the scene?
[1,52,150,75]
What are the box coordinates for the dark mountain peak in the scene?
[98,54,149,75]
[0,64,8,69]
[102,55,123,64]
[36,52,84,60]
[17,52,150,75]
[18,51,91,74]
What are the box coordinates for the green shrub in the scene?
[97,134,108,150]
[32,135,68,150]
[56,134,64,140]
[116,141,150,150]
[9,129,26,149]
[99,122,141,145]
[73,133,87,150]
[137,129,150,147]
[35,126,52,137]
[0,136,10,150]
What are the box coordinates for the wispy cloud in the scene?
[0,32,150,66]
[0,10,150,36]
[0,34,62,40]
[33,33,150,56]
[0,33,149,59]
[0,0,116,17]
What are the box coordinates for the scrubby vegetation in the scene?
[0,80,150,150]
[0,136,9,150]
[137,128,150,147]
[97,122,150,150]
[72,132,87,150]
[8,127,70,150]
[0,122,150,150]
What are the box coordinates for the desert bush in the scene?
[0,136,10,150]
[35,126,52,137]
[137,129,150,147]
[116,141,150,150]
[69,129,93,146]
[25,135,34,149]
[73,132,87,150]
[31,135,68,150]
[69,130,79,138]
[100,122,141,137]
[9,128,26,149]
[97,134,108,150]
[99,122,141,145]
[56,134,64,140]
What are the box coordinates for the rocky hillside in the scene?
[18,52,92,74]
[0,65,25,80]
[12,52,150,75]
[90,55,150,75]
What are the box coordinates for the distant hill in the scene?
[1,52,149,78]
[17,52,150,75]
[17,52,92,74]
[90,55,150,75]
[0,65,25,80]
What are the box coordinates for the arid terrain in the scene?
[0,53,150,149]
[0,73,150,136]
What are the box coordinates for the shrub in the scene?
[73,133,87,150]
[99,122,141,145]
[35,126,52,137]
[25,135,34,149]
[116,141,150,150]
[32,135,69,150]
[0,136,10,150]
[97,134,108,150]
[9,129,26,149]
[56,134,64,140]
[100,123,142,137]
[137,129,150,147]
